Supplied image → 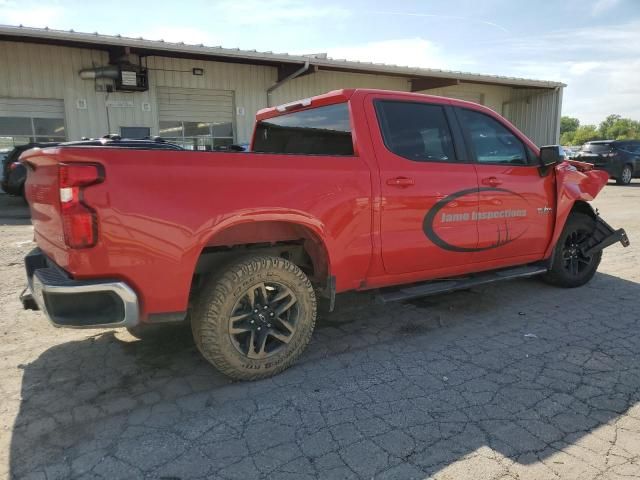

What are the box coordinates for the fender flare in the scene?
[193,209,334,279]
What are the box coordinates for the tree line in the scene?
[560,114,640,146]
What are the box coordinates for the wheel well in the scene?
[191,221,330,295]
[570,200,596,220]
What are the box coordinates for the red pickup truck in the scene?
[20,89,629,380]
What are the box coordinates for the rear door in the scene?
[455,106,555,265]
[366,96,480,275]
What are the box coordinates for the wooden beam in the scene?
[411,77,459,92]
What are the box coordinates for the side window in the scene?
[253,103,353,155]
[374,100,457,162]
[458,108,529,166]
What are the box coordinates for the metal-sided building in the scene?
[0,25,565,150]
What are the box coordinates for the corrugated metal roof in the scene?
[0,24,566,89]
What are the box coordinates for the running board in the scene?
[376,264,548,304]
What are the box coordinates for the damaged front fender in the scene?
[545,161,629,259]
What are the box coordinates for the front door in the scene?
[455,107,555,265]
[367,97,480,275]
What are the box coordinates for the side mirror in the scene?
[539,145,564,167]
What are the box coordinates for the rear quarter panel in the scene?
[25,147,373,317]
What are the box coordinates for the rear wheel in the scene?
[192,255,316,380]
[543,213,601,288]
[616,164,633,185]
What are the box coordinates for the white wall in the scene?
[505,88,563,145]
[0,40,561,145]
[419,83,512,114]
[145,56,273,143]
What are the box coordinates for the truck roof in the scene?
[257,88,494,121]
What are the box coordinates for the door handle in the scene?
[386,176,415,188]
[481,176,502,187]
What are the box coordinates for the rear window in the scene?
[581,143,612,153]
[253,103,353,155]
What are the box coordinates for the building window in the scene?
[0,116,66,149]
[158,121,234,150]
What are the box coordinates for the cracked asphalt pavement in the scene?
[1,182,639,480]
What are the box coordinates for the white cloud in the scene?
[475,19,640,123]
[568,61,601,75]
[510,56,640,124]
[123,27,221,46]
[592,0,620,15]
[216,0,350,26]
[370,10,510,34]
[0,3,64,27]
[324,38,476,71]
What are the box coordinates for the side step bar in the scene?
[376,263,548,304]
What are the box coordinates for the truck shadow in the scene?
[8,271,640,478]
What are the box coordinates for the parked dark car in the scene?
[1,143,59,196]
[575,140,640,185]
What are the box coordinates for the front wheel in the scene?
[616,164,633,185]
[543,213,602,288]
[192,255,317,380]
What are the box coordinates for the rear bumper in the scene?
[21,248,139,328]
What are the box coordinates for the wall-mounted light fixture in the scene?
[192,68,204,76]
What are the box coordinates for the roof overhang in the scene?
[0,24,566,90]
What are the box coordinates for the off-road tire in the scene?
[543,213,602,288]
[615,164,633,185]
[192,255,316,380]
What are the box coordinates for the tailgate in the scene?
[22,148,66,253]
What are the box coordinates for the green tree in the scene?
[571,125,601,145]
[560,116,580,136]
[600,116,640,140]
[560,132,574,145]
[598,114,621,138]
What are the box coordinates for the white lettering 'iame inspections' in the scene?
[441,210,528,223]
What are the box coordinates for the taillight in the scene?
[58,163,104,248]
[9,162,19,171]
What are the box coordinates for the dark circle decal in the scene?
[423,187,529,252]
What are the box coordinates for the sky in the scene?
[1,0,639,125]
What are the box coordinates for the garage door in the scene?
[157,87,235,150]
[0,98,66,149]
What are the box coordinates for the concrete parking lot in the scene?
[1,183,639,480]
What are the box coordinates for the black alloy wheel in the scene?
[561,230,595,277]
[228,281,299,359]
